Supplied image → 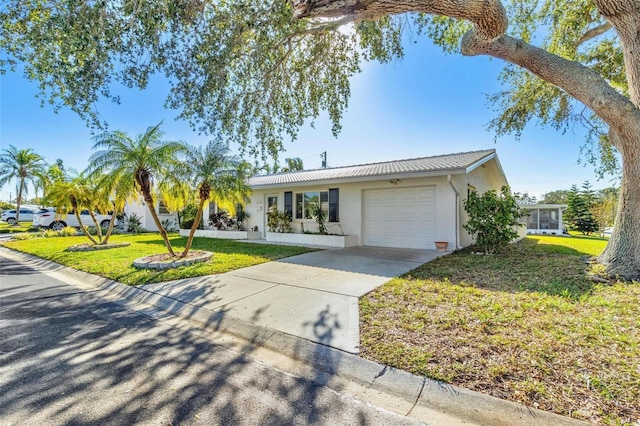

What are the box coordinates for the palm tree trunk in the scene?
[14,178,25,225]
[101,211,118,245]
[181,197,206,258]
[88,211,104,243]
[142,191,176,256]
[75,210,99,245]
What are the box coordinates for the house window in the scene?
[284,192,293,218]
[526,209,538,229]
[539,208,559,230]
[158,201,170,215]
[295,191,329,219]
[328,188,339,222]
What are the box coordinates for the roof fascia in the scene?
[250,168,467,190]
[465,151,509,186]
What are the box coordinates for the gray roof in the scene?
[249,149,498,188]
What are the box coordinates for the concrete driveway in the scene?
[144,247,444,353]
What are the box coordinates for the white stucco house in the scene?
[521,204,567,235]
[241,149,509,250]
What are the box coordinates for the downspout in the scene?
[447,175,461,250]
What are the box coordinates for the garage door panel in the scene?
[363,186,436,249]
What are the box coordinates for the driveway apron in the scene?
[143,247,444,353]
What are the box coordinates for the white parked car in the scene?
[33,209,113,231]
[2,208,37,224]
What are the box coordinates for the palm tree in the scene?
[179,140,251,258]
[282,157,304,172]
[46,173,110,245]
[0,145,47,223]
[94,171,133,245]
[88,123,187,256]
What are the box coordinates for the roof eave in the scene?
[464,151,509,186]
[250,168,469,190]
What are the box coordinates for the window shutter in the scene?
[329,188,339,222]
[295,193,303,219]
[284,192,293,218]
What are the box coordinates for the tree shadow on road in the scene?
[0,276,402,425]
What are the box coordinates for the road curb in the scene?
[1,246,588,426]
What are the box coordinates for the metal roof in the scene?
[249,149,498,188]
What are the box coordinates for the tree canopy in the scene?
[2,0,639,277]
[0,1,627,167]
[88,123,188,256]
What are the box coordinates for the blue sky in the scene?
[0,35,616,203]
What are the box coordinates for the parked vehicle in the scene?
[2,208,36,225]
[33,209,112,231]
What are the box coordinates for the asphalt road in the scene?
[0,255,422,426]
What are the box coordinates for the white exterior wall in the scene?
[123,201,147,228]
[244,175,458,249]
[123,200,178,232]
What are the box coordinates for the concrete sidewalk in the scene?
[143,246,443,353]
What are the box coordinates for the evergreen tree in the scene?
[566,183,598,235]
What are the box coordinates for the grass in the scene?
[0,222,39,234]
[360,235,639,425]
[2,233,315,285]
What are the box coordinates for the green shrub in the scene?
[311,201,327,234]
[42,229,60,238]
[13,233,38,240]
[124,213,144,233]
[463,185,524,254]
[179,204,198,229]
[161,218,178,232]
[180,218,195,230]
[267,209,292,233]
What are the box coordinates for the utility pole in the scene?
[320,151,327,169]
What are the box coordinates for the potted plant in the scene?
[435,241,449,252]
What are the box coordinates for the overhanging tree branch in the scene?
[460,33,640,143]
[575,22,612,47]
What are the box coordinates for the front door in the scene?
[265,194,278,236]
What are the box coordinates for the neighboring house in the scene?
[521,204,567,235]
[242,149,508,250]
[123,198,179,232]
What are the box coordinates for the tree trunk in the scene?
[142,190,176,257]
[599,132,640,279]
[14,178,25,225]
[88,211,104,243]
[101,211,118,245]
[181,197,206,258]
[74,209,99,245]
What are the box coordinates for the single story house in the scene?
[241,149,509,250]
[521,204,567,235]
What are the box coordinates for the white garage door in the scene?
[363,186,436,249]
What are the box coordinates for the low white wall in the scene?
[266,232,358,248]
[526,229,563,236]
[179,229,262,240]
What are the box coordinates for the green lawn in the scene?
[360,235,638,425]
[0,222,39,234]
[2,233,314,285]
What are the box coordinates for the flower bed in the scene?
[132,251,213,270]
